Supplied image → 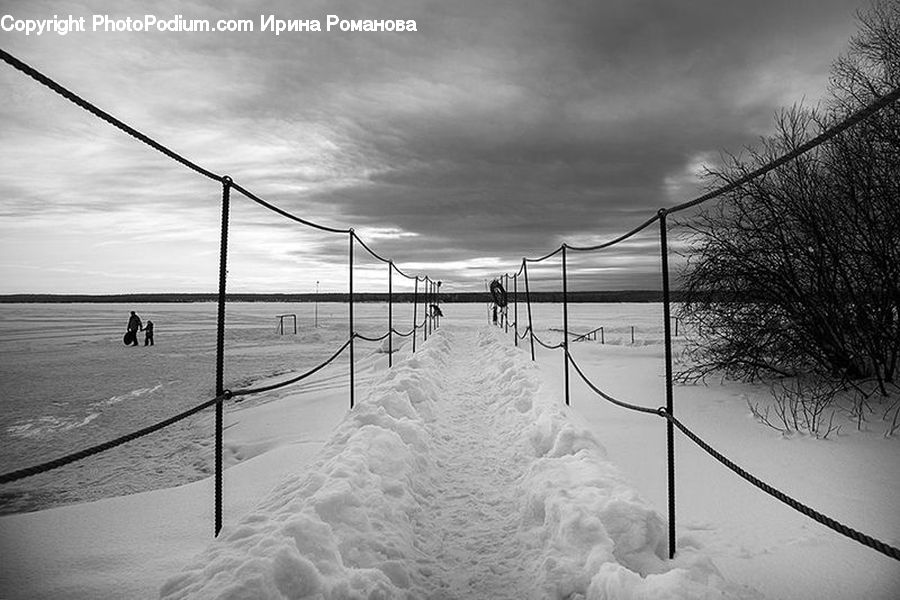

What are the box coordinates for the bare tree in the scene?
[677,1,900,411]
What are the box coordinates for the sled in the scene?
[123,330,136,345]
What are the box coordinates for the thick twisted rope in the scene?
[354,331,392,343]
[538,341,900,561]
[230,182,348,235]
[668,86,900,215]
[560,341,900,561]
[1,338,354,483]
[230,338,352,398]
[0,48,222,183]
[660,409,900,562]
[391,264,420,281]
[532,331,564,350]
[0,394,226,484]
[525,245,565,264]
[565,350,659,415]
[352,231,390,264]
[523,86,900,256]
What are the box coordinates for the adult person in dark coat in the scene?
[126,311,142,346]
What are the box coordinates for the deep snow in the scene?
[0,303,898,599]
[159,326,752,599]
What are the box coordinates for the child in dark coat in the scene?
[144,320,154,346]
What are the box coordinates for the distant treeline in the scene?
[0,290,689,304]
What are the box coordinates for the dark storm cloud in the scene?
[0,0,868,292]
[255,0,864,269]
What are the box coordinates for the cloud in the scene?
[0,0,869,292]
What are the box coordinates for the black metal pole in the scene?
[214,176,231,538]
[388,261,393,368]
[503,274,509,334]
[524,260,535,361]
[562,245,570,407]
[424,278,429,342]
[514,273,518,346]
[349,231,355,410]
[412,278,418,353]
[659,209,676,559]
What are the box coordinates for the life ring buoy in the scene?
[490,279,508,307]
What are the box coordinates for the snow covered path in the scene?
[161,325,752,599]
[415,332,540,597]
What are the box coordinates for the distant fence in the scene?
[0,49,441,536]
[488,83,900,562]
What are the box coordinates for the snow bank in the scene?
[161,325,754,599]
[475,328,753,599]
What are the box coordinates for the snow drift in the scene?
[160,325,755,599]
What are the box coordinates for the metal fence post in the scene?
[659,209,676,559]
[524,260,535,361]
[562,245,570,407]
[214,175,232,538]
[504,274,509,334]
[514,273,518,346]
[349,230,355,410]
[412,277,418,353]
[388,261,393,368]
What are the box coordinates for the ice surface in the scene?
[1,303,898,599]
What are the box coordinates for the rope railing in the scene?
[0,394,226,485]
[524,245,565,264]
[0,48,442,537]
[490,83,900,563]
[6,43,897,565]
[566,345,900,561]
[354,331,392,343]
[565,349,660,416]
[0,49,221,184]
[0,336,355,484]
[231,182,350,235]
[352,230,391,264]
[532,331,564,351]
[230,338,354,399]
[661,410,900,561]
[391,326,418,338]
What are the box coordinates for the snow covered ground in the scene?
[1,303,898,598]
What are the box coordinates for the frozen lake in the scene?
[0,301,669,514]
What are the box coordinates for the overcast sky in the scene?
[0,0,869,294]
